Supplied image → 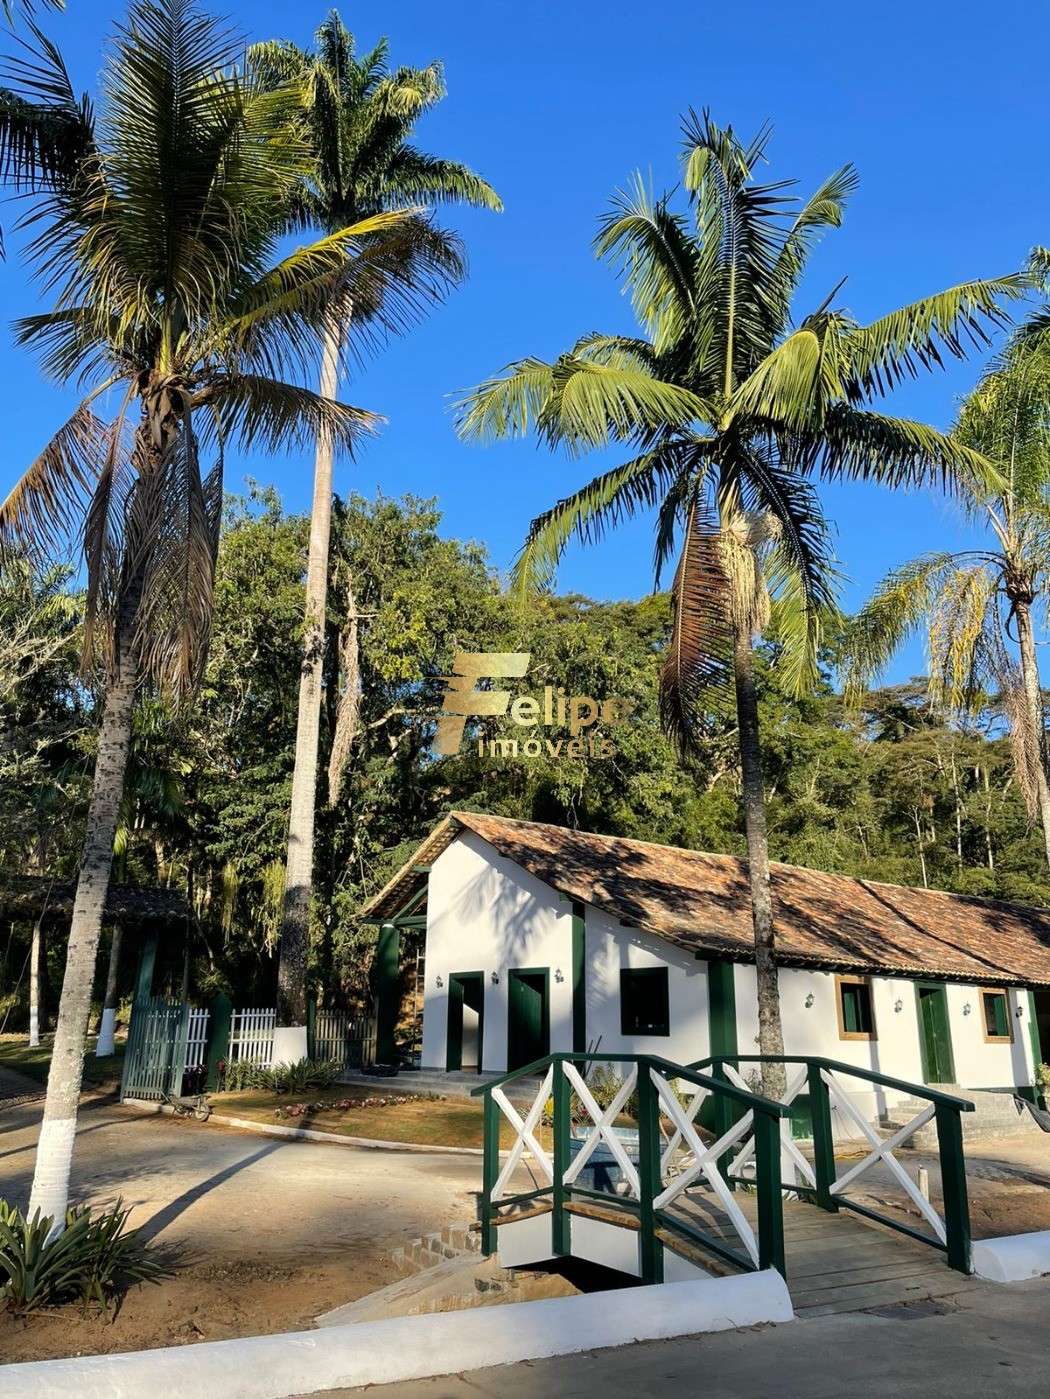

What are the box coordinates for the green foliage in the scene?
[219,1057,340,1094]
[0,1197,160,1314]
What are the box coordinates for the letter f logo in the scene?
[434,652,530,755]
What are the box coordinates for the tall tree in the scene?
[458,113,1021,1092]
[0,0,451,1226]
[847,336,1050,866]
[252,14,500,1028]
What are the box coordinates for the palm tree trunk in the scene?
[276,309,343,1027]
[95,924,122,1057]
[1014,598,1050,868]
[28,914,43,1049]
[732,625,786,1100]
[27,635,138,1226]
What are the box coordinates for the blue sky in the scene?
[2,0,1046,682]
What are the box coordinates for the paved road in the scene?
[312,1276,1050,1398]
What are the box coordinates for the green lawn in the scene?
[0,1033,126,1090]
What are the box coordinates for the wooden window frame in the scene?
[620,967,671,1038]
[979,987,1013,1044]
[836,974,877,1041]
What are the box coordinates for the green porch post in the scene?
[205,993,232,1091]
[134,930,158,1001]
[571,904,586,1054]
[375,921,401,1066]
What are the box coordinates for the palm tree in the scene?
[458,114,1022,1091]
[846,336,1050,868]
[252,14,501,1030]
[0,0,456,1226]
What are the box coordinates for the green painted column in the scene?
[205,993,232,1091]
[1027,990,1043,1095]
[708,959,738,1059]
[375,922,401,1066]
[134,930,158,1002]
[571,902,586,1054]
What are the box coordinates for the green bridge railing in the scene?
[472,1051,790,1283]
[691,1055,975,1274]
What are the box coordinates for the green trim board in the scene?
[446,971,485,1072]
[915,983,955,1085]
[571,902,586,1054]
[375,922,401,1065]
[507,968,550,1071]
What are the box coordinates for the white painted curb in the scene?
[972,1231,1050,1283]
[0,1272,794,1399]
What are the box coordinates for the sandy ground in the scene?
[0,1095,483,1363]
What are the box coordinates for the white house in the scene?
[362,812,1050,1124]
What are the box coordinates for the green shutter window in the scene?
[981,990,1011,1042]
[620,968,670,1037]
[837,977,875,1039]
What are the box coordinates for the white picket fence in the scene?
[314,1009,376,1070]
[229,1006,277,1064]
[185,1008,210,1071]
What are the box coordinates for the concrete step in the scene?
[882,1088,1044,1147]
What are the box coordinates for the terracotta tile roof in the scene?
[363,812,1050,988]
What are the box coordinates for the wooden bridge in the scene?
[473,1053,986,1315]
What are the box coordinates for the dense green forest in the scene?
[2,486,1046,1028]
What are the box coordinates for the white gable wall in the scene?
[422,829,574,1072]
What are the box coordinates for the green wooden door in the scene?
[917,984,955,1084]
[507,970,549,1071]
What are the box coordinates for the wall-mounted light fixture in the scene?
[804,993,814,1008]
[894,999,903,1014]
[1016,1003,1025,1018]
[962,1002,972,1016]
[554,968,565,984]
[435,975,444,989]
[490,971,500,985]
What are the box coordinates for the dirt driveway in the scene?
[0,1096,483,1362]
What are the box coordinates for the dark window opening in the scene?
[620,968,670,1037]
[838,977,875,1039]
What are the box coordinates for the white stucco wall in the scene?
[581,905,709,1066]
[420,832,1039,1109]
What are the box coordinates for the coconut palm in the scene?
[251,14,501,1029]
[458,113,1023,1089]
[846,336,1050,867]
[0,0,459,1226]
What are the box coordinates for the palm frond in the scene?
[846,276,1028,396]
[0,403,107,554]
[815,405,1005,496]
[199,374,378,456]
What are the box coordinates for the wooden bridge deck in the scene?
[552,1191,990,1317]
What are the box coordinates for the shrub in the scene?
[219,1057,340,1095]
[0,1198,161,1314]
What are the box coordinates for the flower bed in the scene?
[273,1092,447,1120]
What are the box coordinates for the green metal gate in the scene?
[120,996,188,1100]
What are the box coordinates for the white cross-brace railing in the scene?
[822,1068,947,1244]
[719,1063,818,1191]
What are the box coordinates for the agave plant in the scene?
[459,112,1024,1088]
[0,1197,159,1313]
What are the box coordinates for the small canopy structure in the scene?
[0,875,192,927]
